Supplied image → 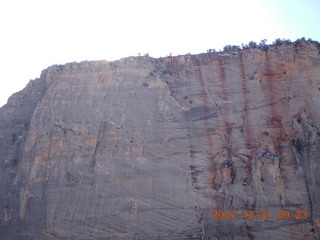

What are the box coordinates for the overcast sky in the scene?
[0,0,319,107]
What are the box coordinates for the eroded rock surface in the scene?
[1,41,320,239]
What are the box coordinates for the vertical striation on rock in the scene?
[1,41,320,239]
[0,77,47,239]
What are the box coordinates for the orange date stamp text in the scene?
[211,210,308,220]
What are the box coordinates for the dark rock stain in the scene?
[193,58,219,192]
[239,53,254,149]
[183,106,218,122]
[264,52,279,124]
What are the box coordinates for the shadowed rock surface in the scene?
[1,40,320,239]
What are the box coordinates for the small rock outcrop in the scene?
[1,40,320,239]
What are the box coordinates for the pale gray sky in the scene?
[0,0,319,107]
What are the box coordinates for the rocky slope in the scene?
[1,40,320,239]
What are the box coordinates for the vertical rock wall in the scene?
[0,41,320,239]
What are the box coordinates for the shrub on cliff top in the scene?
[258,39,268,51]
[210,38,319,54]
[223,45,241,52]
[248,41,258,48]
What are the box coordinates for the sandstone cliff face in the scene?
[1,41,320,240]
